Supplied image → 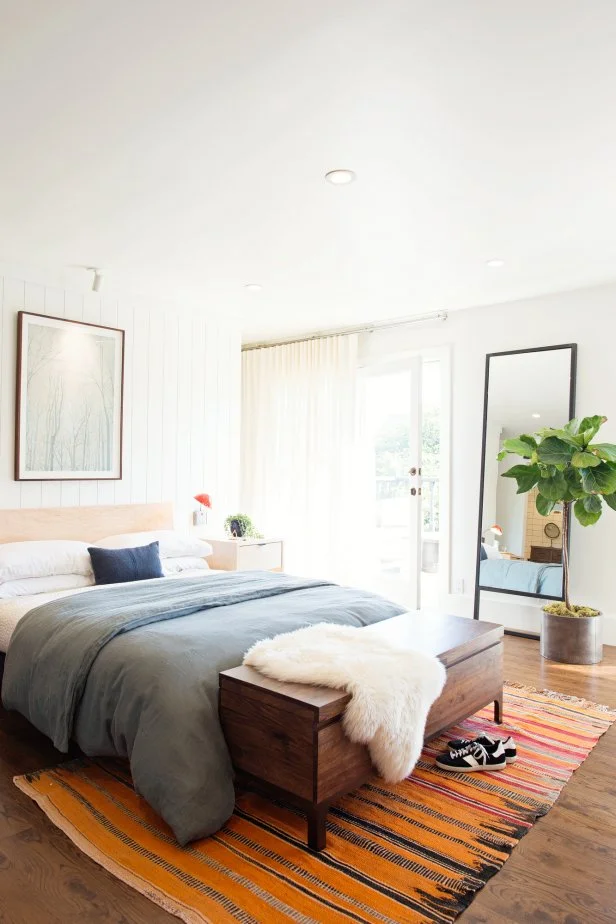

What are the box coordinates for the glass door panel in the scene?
[360,356,442,610]
[362,359,421,609]
[420,358,442,608]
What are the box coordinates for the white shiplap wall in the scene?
[0,272,241,525]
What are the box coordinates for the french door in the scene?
[360,355,443,611]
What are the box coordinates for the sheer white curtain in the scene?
[241,335,362,581]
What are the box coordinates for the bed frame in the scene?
[0,502,175,544]
[0,503,175,688]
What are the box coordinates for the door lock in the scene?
[408,466,422,476]
[410,487,422,496]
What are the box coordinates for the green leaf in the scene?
[603,492,616,511]
[496,449,507,462]
[519,434,538,450]
[536,494,555,516]
[564,418,580,435]
[571,451,601,468]
[564,467,586,499]
[585,494,602,513]
[537,472,567,501]
[536,436,574,465]
[578,415,607,445]
[574,495,602,526]
[580,463,616,495]
[502,438,534,458]
[501,463,541,494]
[589,442,616,463]
[536,427,583,448]
[578,415,607,434]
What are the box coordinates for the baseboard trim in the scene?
[504,629,540,641]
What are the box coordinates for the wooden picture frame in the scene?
[15,311,125,481]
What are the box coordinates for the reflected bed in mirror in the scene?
[475,344,577,607]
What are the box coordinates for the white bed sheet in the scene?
[0,569,223,653]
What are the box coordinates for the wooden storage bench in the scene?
[219,612,503,851]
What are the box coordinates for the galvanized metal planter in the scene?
[540,610,603,664]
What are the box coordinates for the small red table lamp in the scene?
[194,493,212,526]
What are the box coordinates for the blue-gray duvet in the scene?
[479,559,563,596]
[1,572,404,844]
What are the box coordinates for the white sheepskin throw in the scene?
[243,622,447,783]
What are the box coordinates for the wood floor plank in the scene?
[0,825,173,924]
[461,636,616,924]
[0,636,615,923]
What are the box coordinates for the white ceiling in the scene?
[2,1,616,343]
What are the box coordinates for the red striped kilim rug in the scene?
[14,683,615,924]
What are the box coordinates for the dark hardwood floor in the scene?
[1,637,615,924]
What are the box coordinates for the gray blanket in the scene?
[2,572,404,844]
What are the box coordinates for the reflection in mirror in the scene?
[476,345,576,602]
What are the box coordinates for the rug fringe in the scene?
[505,680,614,714]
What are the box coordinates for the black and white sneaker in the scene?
[447,734,517,764]
[436,740,507,772]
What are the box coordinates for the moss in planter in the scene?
[543,602,600,618]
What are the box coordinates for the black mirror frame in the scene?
[473,343,577,621]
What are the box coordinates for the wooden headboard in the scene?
[0,503,175,544]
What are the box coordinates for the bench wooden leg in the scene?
[307,804,328,851]
[494,691,503,724]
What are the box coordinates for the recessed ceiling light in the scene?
[325,169,356,185]
[532,413,541,418]
[486,258,505,268]
[244,284,262,291]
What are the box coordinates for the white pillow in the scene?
[0,573,94,599]
[93,530,213,560]
[162,556,210,575]
[0,540,93,583]
[483,543,503,560]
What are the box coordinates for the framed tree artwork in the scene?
[15,312,125,480]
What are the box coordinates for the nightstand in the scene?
[207,538,284,572]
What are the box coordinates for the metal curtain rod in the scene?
[242,310,448,351]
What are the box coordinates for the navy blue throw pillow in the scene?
[88,541,164,585]
[479,543,488,561]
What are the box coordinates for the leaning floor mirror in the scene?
[474,344,577,629]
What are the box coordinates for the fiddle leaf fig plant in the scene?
[497,416,616,615]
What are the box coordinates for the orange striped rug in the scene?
[14,683,615,924]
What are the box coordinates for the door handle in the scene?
[408,467,422,476]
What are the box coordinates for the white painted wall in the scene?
[496,448,527,558]
[482,422,502,534]
[0,267,241,529]
[359,282,616,644]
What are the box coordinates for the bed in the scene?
[0,503,404,845]
[479,558,563,596]
[0,502,199,656]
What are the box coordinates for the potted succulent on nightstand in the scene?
[498,415,616,665]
